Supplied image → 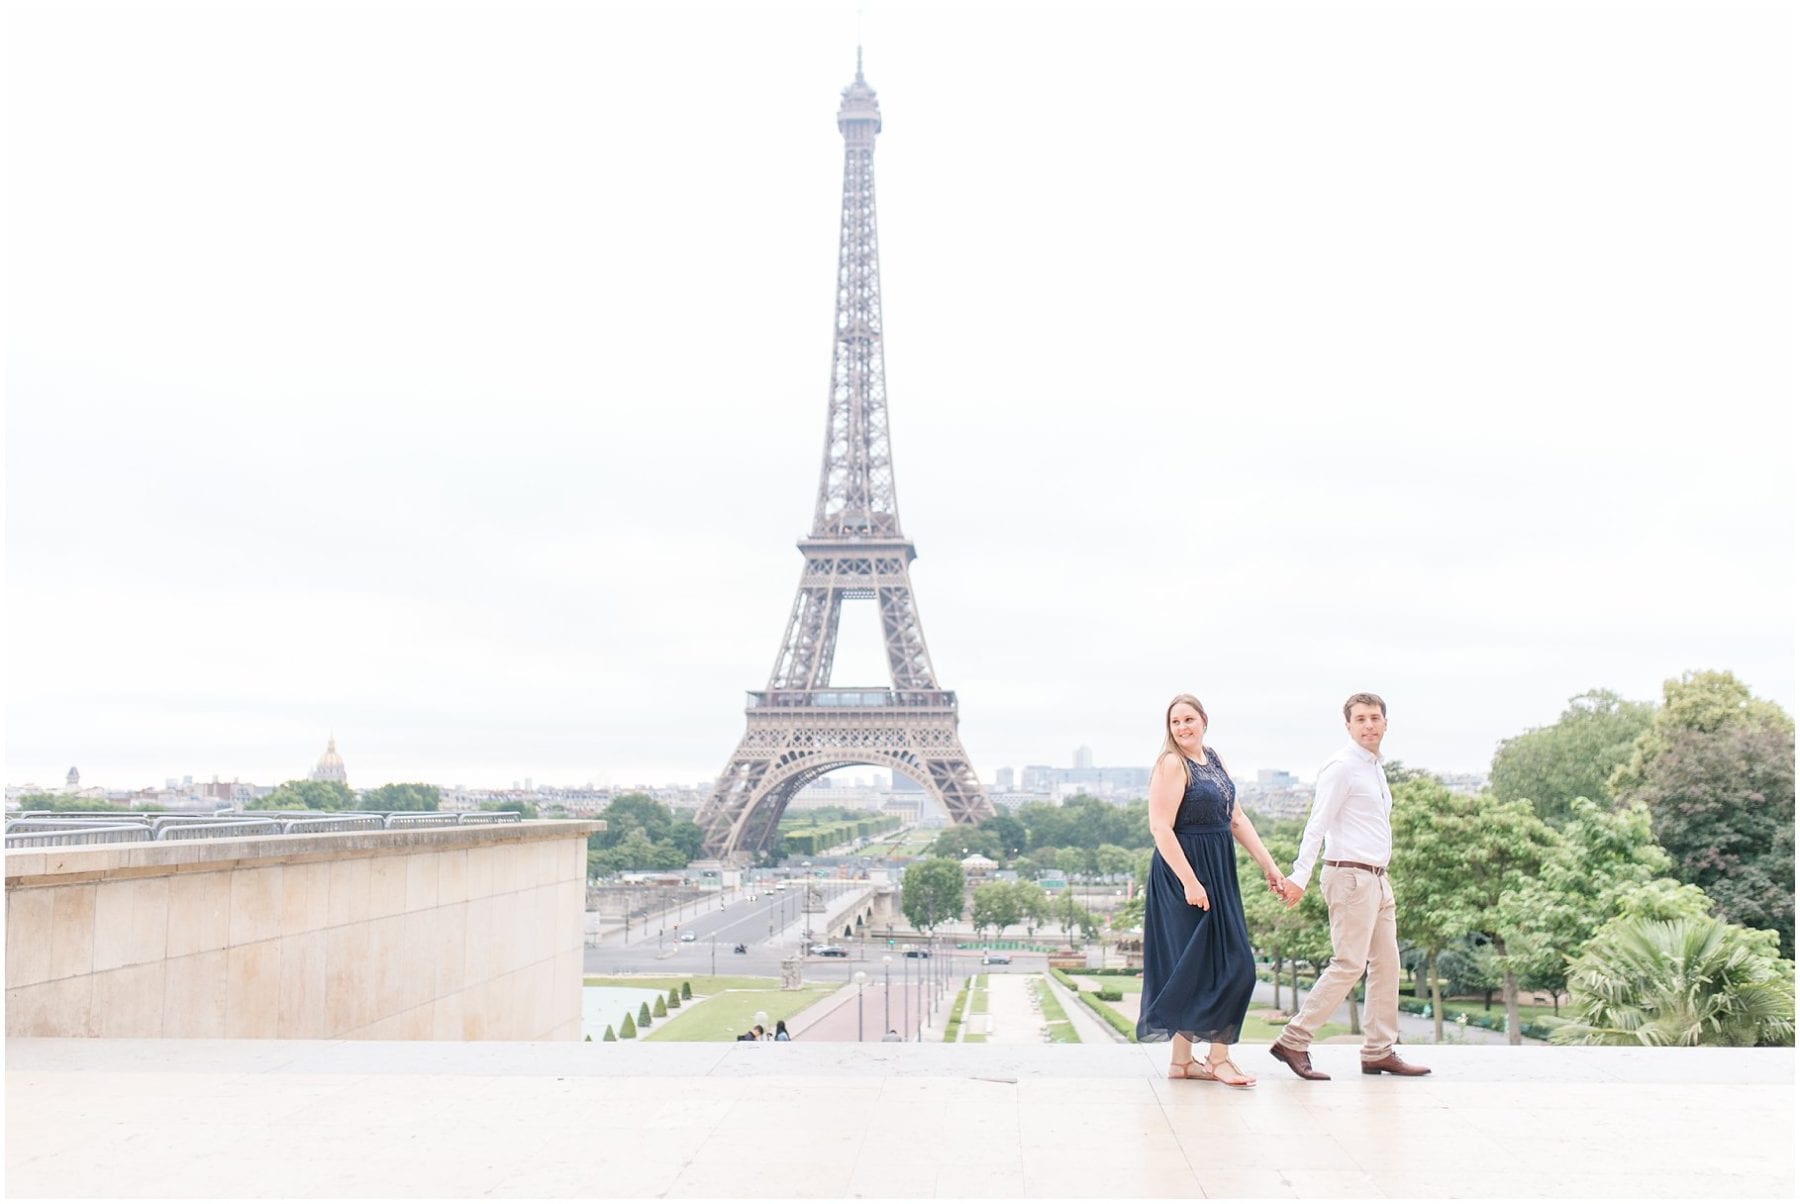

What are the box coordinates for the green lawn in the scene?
[642,987,836,1042]
[585,975,776,994]
[1433,998,1564,1024]
[1031,978,1081,1044]
[1116,988,1348,1045]
[1238,1014,1348,1043]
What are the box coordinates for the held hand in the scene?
[1262,865,1283,892]
[1184,880,1210,911]
[1279,879,1304,909]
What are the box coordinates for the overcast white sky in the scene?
[5,0,1793,794]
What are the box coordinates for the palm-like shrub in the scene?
[1551,914,1794,1047]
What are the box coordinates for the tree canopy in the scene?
[262,780,356,810]
[586,792,704,874]
[900,858,965,930]
[1489,689,1653,825]
[359,783,440,812]
[1552,913,1794,1047]
[1612,671,1794,956]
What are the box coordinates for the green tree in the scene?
[1500,798,1671,1013]
[637,1001,653,1027]
[1551,914,1795,1046]
[931,826,1001,861]
[1610,877,1719,924]
[12,792,134,812]
[1389,779,1480,1039]
[1012,881,1050,936]
[1094,844,1135,880]
[901,858,964,930]
[1059,846,1098,878]
[1441,792,1561,1043]
[602,1025,616,1041]
[667,988,682,1010]
[652,995,667,1018]
[360,783,440,811]
[262,779,356,811]
[681,981,692,1000]
[1110,892,1145,936]
[970,881,1023,938]
[979,813,1029,862]
[1612,670,1795,955]
[481,799,538,819]
[1239,834,1315,1013]
[1490,689,1654,826]
[619,1013,637,1039]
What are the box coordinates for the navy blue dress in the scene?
[1136,748,1256,1044]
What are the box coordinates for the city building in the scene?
[310,736,347,785]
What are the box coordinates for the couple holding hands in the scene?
[1135,691,1431,1086]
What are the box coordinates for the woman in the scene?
[773,1020,791,1041]
[1137,693,1286,1086]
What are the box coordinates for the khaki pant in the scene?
[1276,865,1400,1060]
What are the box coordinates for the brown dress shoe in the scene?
[1268,1042,1330,1080]
[1361,1052,1431,1076]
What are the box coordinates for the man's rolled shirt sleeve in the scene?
[1290,759,1349,888]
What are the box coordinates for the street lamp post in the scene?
[882,955,892,1032]
[853,970,867,1041]
[902,951,911,1040]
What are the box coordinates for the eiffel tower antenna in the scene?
[696,59,993,860]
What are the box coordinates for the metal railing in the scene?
[4,824,157,847]
[4,809,528,848]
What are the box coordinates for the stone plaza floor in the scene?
[5,1038,1793,1199]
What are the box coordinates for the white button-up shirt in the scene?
[1290,741,1393,887]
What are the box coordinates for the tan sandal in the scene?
[1196,1057,1256,1088]
[1167,1059,1202,1079]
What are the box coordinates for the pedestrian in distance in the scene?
[774,1020,791,1041]
[1138,693,1290,1087]
[1270,692,1431,1080]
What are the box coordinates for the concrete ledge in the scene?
[4,819,601,886]
[7,1040,1792,1198]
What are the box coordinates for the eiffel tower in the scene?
[696,57,993,860]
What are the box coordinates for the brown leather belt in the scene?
[1325,860,1386,875]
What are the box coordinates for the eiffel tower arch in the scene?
[697,57,993,860]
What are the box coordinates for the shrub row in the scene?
[1257,970,1557,1041]
[1077,991,1138,1042]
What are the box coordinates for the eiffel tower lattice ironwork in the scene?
[696,58,993,860]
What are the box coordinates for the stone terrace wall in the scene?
[4,821,598,1040]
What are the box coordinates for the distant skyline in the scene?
[6,1,1792,792]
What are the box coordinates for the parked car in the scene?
[980,953,1011,965]
[811,945,849,958]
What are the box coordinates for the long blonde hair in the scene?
[1158,693,1209,767]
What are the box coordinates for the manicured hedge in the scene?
[1078,991,1138,1042]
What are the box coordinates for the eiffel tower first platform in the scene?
[696,58,993,861]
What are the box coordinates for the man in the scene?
[1269,693,1430,1080]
